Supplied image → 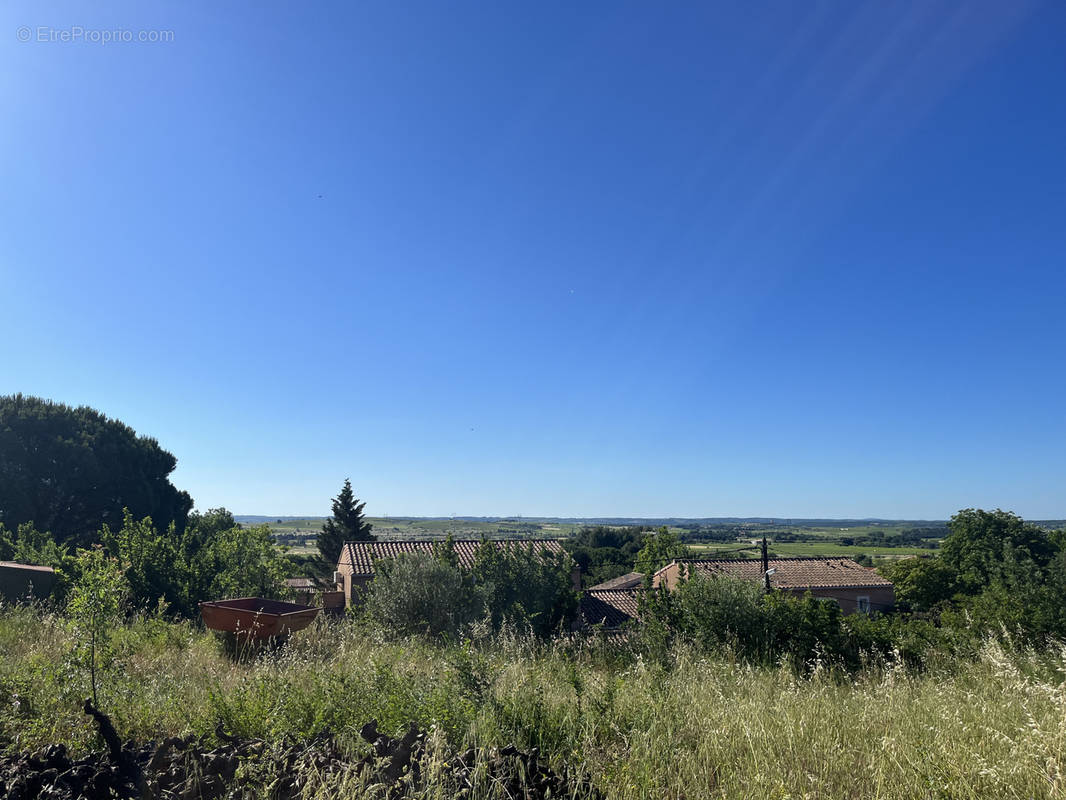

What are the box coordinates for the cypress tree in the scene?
[318,479,374,566]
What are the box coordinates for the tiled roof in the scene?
[588,572,644,591]
[580,589,641,629]
[669,557,893,590]
[340,539,566,576]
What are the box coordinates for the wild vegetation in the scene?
[1,508,290,618]
[2,607,1066,799]
[563,526,649,586]
[364,540,577,639]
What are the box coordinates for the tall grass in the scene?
[1,605,1064,799]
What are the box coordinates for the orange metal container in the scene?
[199,597,321,639]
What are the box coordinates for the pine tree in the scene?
[318,479,374,566]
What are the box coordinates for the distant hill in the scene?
[235,515,322,524]
[236,515,951,527]
[235,515,1064,533]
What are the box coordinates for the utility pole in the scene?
[761,535,771,594]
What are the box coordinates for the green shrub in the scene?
[363,541,577,640]
[64,546,129,708]
[363,553,479,638]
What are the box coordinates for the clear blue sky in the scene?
[2,1,1064,519]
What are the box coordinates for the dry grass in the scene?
[1,606,1064,799]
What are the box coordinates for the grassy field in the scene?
[684,523,943,560]
[247,517,943,561]
[689,541,935,559]
[245,517,585,554]
[243,516,944,562]
[2,606,1064,799]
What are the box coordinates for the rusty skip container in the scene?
[199,597,321,640]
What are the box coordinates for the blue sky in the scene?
[2,1,1064,519]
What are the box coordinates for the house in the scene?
[580,588,640,629]
[335,539,575,606]
[587,571,644,591]
[653,557,894,614]
[0,561,57,602]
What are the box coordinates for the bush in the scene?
[64,546,129,707]
[363,553,479,638]
[98,510,289,616]
[362,541,578,640]
[640,572,890,671]
[878,556,957,611]
[471,541,577,637]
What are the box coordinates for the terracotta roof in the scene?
[0,561,55,573]
[340,539,566,576]
[588,572,645,591]
[667,557,893,590]
[580,589,641,629]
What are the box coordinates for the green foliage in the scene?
[364,542,577,640]
[97,509,288,616]
[563,526,646,587]
[0,521,71,571]
[4,608,1066,799]
[640,510,1066,669]
[101,510,181,613]
[471,542,578,637]
[881,509,1066,642]
[187,524,290,603]
[64,546,129,707]
[640,572,893,671]
[318,479,374,566]
[762,590,846,668]
[640,571,766,660]
[941,508,1056,593]
[182,508,238,554]
[363,553,479,638]
[878,556,957,611]
[0,394,193,545]
[841,611,947,668]
[635,526,691,577]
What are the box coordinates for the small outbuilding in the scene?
[0,561,57,602]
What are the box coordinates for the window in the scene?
[857,596,871,613]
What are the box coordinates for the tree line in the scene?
[633,508,1066,670]
[0,395,578,639]
[0,395,375,616]
[5,394,1066,663]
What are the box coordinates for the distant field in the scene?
[707,524,928,539]
[241,517,584,553]
[689,541,932,560]
[685,523,942,560]
[241,517,942,561]
[368,518,583,540]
